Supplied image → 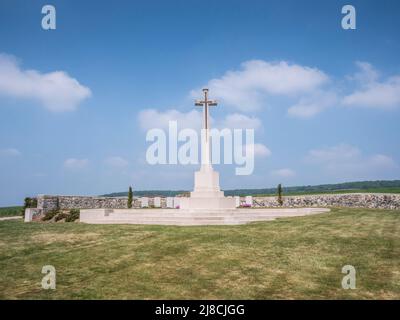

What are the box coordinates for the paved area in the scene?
[80,208,331,225]
[0,216,21,221]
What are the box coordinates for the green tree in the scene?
[277,184,283,206]
[127,186,133,208]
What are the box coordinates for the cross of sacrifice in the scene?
[195,88,217,142]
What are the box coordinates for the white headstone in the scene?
[235,196,240,208]
[141,197,148,208]
[245,196,253,207]
[154,197,161,208]
[166,197,174,208]
[173,197,180,208]
[24,208,33,222]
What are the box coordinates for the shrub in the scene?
[23,197,37,208]
[277,184,283,206]
[55,212,69,222]
[42,209,59,221]
[127,186,133,208]
[22,197,38,216]
[66,209,80,222]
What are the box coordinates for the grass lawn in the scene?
[0,206,22,218]
[0,207,399,299]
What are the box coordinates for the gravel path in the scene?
[0,216,21,221]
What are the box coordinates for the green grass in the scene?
[0,206,22,217]
[0,207,399,299]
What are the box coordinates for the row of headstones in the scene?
[139,196,253,208]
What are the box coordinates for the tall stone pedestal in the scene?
[180,165,236,210]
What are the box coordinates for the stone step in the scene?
[88,219,243,226]
[80,208,330,225]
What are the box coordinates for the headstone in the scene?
[24,208,34,222]
[245,196,253,207]
[166,197,174,208]
[235,196,240,208]
[154,197,161,208]
[141,197,148,208]
[173,197,180,209]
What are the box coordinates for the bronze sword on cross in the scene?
[195,88,217,142]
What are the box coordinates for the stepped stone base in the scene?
[80,208,330,225]
[179,196,236,210]
[179,166,236,210]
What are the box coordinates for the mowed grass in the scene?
[0,208,399,299]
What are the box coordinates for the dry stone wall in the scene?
[36,195,168,213]
[254,193,400,210]
[36,193,400,214]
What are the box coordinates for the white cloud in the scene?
[342,62,400,109]
[306,144,397,178]
[218,113,262,130]
[306,144,361,164]
[64,158,89,169]
[244,143,271,158]
[271,168,296,177]
[343,77,400,109]
[190,60,400,118]
[105,156,129,167]
[0,148,21,157]
[348,61,379,84]
[191,60,329,111]
[368,154,397,168]
[138,60,399,137]
[138,108,262,132]
[138,109,202,131]
[0,53,91,112]
[288,91,337,118]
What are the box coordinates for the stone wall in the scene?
[253,193,400,210]
[36,194,168,213]
[35,193,400,214]
[37,195,130,213]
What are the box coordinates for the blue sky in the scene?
[1,0,400,206]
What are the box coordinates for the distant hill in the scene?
[101,180,400,197]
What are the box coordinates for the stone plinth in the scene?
[80,207,331,225]
[180,166,236,210]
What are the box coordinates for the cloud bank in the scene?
[342,62,400,109]
[0,53,91,112]
[188,59,400,118]
[306,144,397,178]
[191,60,329,112]
[105,156,129,168]
[64,158,89,169]
[138,109,262,131]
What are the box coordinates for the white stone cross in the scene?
[195,88,217,168]
[195,88,217,134]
